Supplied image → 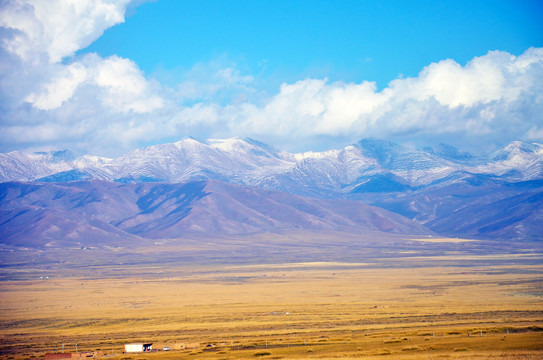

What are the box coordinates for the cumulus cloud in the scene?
[238,78,387,137]
[232,48,543,150]
[0,0,164,148]
[92,55,164,113]
[0,0,130,63]
[388,50,542,108]
[25,62,88,110]
[22,53,163,113]
[0,0,542,156]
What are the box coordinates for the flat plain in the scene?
[0,233,542,359]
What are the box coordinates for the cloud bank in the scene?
[1,0,542,156]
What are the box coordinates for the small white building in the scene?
[125,343,152,353]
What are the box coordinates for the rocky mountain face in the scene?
[0,180,431,248]
[2,137,542,190]
[1,137,542,242]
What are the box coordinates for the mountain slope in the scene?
[2,138,542,191]
[365,178,543,241]
[0,180,432,248]
[1,138,541,242]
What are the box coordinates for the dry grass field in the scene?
[1,255,542,360]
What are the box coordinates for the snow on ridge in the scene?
[75,155,112,166]
[207,137,247,151]
[293,149,342,161]
[174,136,207,149]
[1,139,542,187]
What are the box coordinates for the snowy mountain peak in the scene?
[490,141,543,162]
[1,138,542,193]
[208,137,255,151]
[507,141,542,154]
[206,137,280,159]
[174,136,208,149]
[294,149,341,161]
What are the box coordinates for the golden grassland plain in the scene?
[0,260,542,360]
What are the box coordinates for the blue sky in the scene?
[84,0,543,89]
[1,0,543,156]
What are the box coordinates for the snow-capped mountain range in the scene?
[1,138,542,242]
[1,137,542,195]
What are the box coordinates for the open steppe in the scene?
[0,233,542,359]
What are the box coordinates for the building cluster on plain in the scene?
[43,342,200,359]
[124,343,153,353]
[124,342,200,352]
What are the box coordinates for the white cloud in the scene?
[0,0,542,156]
[22,54,163,113]
[387,50,542,108]
[235,48,543,149]
[25,62,88,110]
[526,126,543,141]
[92,55,163,113]
[1,0,163,116]
[0,0,130,63]
[237,79,387,137]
